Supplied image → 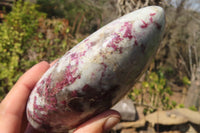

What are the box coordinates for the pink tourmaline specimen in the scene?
[27,6,165,132]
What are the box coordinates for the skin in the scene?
[0,61,120,133]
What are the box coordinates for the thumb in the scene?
[74,110,120,133]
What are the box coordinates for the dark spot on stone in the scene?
[71,90,78,97]
[40,123,53,131]
[141,43,146,53]
[154,22,162,30]
[68,97,84,112]
[134,40,138,46]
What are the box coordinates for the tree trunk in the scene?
[184,65,200,110]
[184,80,200,110]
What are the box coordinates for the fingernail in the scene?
[103,116,120,131]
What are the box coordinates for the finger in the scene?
[74,110,120,133]
[0,61,50,116]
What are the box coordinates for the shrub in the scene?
[36,0,103,34]
[28,17,75,62]
[129,71,176,114]
[0,1,79,100]
[0,1,45,100]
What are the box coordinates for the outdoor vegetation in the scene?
[0,0,200,132]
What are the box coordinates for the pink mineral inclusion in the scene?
[140,20,149,29]
[140,13,162,30]
[70,51,86,65]
[71,90,78,97]
[107,22,135,53]
[134,40,138,46]
[150,13,156,16]
[32,96,49,124]
[50,51,86,95]
[122,22,134,40]
[27,110,42,124]
[86,42,96,49]
[33,96,44,111]
[82,84,90,92]
[33,51,88,122]
[150,17,153,23]
[107,33,123,54]
[61,100,66,105]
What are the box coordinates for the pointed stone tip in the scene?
[150,6,165,24]
[152,6,165,18]
[145,6,165,31]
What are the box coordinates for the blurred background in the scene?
[0,0,200,132]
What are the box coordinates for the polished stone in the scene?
[27,6,165,132]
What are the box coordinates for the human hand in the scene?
[0,61,120,133]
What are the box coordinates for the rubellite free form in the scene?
[27,6,165,132]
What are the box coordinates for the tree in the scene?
[116,0,166,16]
